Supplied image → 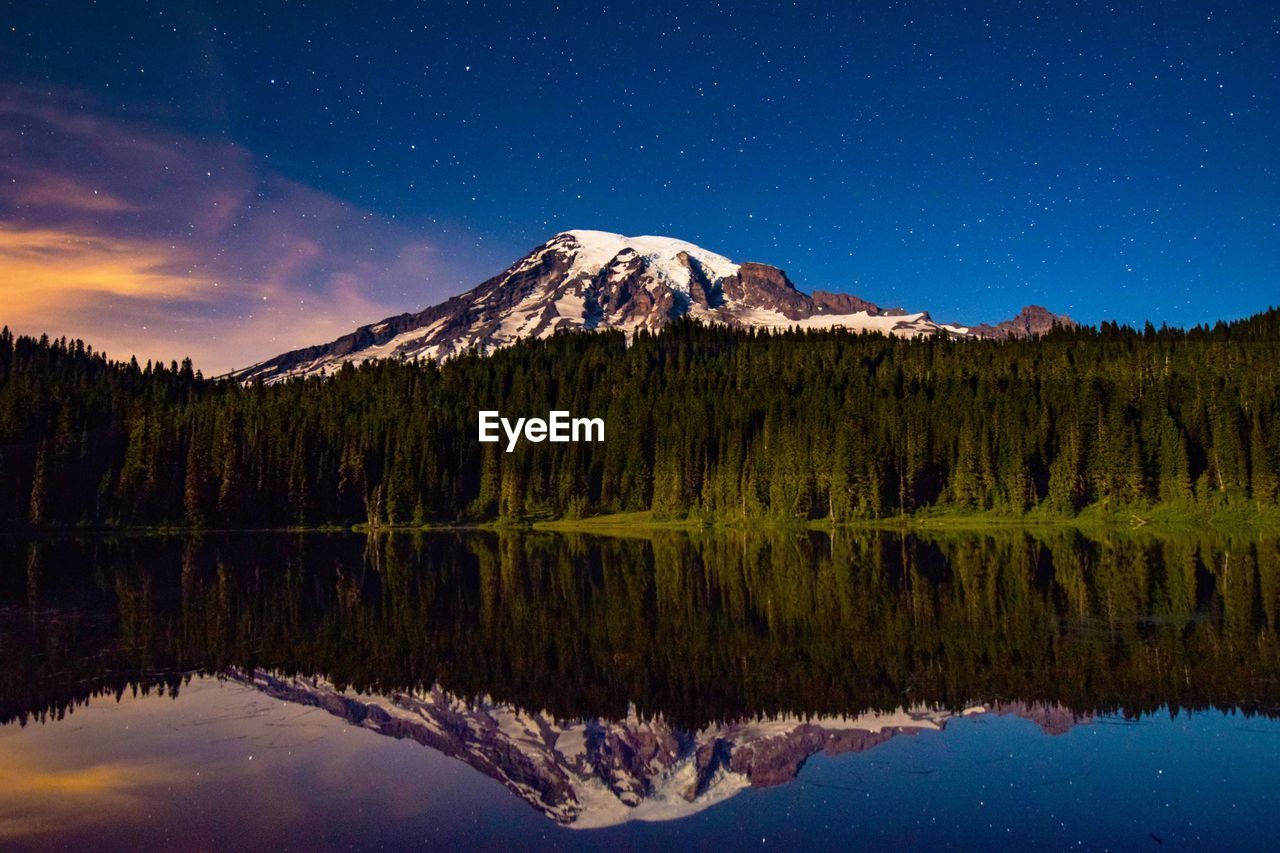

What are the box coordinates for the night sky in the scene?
[1,1,1277,372]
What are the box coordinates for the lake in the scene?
[2,529,1279,849]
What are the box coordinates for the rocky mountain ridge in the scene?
[231,230,1073,383]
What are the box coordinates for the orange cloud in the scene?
[0,758,178,796]
[0,754,185,840]
[0,224,213,311]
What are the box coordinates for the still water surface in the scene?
[2,530,1279,849]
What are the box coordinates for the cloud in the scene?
[0,87,484,374]
[0,754,186,840]
[12,174,141,213]
[0,225,214,307]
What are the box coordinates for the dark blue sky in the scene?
[2,1,1277,367]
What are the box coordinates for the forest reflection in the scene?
[3,527,1279,729]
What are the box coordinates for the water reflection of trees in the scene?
[3,529,1278,728]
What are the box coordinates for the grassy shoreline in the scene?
[5,502,1279,538]
[533,505,1280,535]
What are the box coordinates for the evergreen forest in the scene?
[1,308,1279,530]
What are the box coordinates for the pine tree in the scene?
[828,426,854,523]
[287,432,310,525]
[337,441,367,522]
[1210,403,1248,497]
[471,442,501,519]
[384,444,414,524]
[1251,413,1277,505]
[1158,416,1192,504]
[499,458,524,520]
[28,442,47,526]
[651,454,685,520]
[184,429,209,526]
[1048,425,1085,513]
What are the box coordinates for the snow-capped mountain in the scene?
[235,669,1084,828]
[230,230,1073,383]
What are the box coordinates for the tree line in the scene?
[1,307,1279,528]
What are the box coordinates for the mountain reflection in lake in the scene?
[3,529,1280,849]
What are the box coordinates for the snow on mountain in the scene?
[233,669,1085,828]
[229,230,1073,383]
[558,229,742,289]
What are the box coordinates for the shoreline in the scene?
[4,504,1279,539]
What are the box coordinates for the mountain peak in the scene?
[968,304,1076,339]
[548,230,742,293]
